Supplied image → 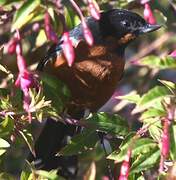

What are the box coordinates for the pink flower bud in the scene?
[82,22,94,46]
[144,3,156,24]
[7,38,17,54]
[44,11,58,44]
[32,23,40,32]
[10,134,16,142]
[62,32,75,66]
[88,0,100,20]
[17,54,27,73]
[119,149,131,180]
[169,50,176,58]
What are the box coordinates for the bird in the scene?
[28,9,161,179]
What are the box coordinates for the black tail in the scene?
[28,118,78,179]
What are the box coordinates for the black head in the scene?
[99,9,161,43]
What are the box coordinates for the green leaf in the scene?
[82,112,129,136]
[0,173,14,180]
[130,147,160,173]
[20,171,30,180]
[117,91,140,104]
[140,108,166,120]
[0,138,10,156]
[107,132,135,161]
[40,73,70,113]
[170,123,176,160]
[153,9,167,25]
[12,0,41,31]
[133,86,170,114]
[0,64,10,74]
[0,88,9,97]
[35,170,64,180]
[108,136,157,163]
[144,118,162,142]
[159,79,176,94]
[65,7,80,29]
[0,116,14,138]
[18,129,34,155]
[35,29,47,47]
[138,55,176,69]
[0,0,6,5]
[59,129,98,156]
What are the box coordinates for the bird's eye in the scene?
[121,21,130,28]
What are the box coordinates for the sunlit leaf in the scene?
[137,55,176,69]
[140,108,166,120]
[143,118,162,142]
[133,86,171,114]
[0,138,10,156]
[159,79,176,94]
[35,170,64,180]
[130,147,160,173]
[108,136,157,163]
[117,91,141,104]
[35,29,47,47]
[0,116,14,138]
[12,0,41,31]
[20,171,30,180]
[0,64,10,74]
[84,162,96,180]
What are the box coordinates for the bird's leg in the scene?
[98,131,114,180]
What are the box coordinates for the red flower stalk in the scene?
[82,21,94,46]
[87,0,100,20]
[69,0,94,46]
[169,50,176,58]
[143,3,156,24]
[118,148,132,180]
[161,118,170,158]
[62,32,75,66]
[6,37,18,54]
[44,11,58,44]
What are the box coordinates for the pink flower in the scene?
[141,0,150,4]
[143,3,156,24]
[14,30,39,121]
[62,32,75,66]
[82,21,94,46]
[118,149,131,180]
[88,0,100,20]
[44,11,58,44]
[169,50,176,58]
